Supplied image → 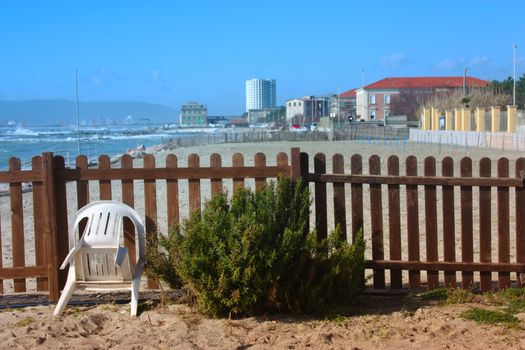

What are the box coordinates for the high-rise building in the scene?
[245,78,276,112]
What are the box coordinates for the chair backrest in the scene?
[73,201,145,257]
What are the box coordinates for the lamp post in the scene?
[513,44,517,106]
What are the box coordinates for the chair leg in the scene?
[53,276,76,317]
[130,277,140,316]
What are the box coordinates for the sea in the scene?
[0,124,222,170]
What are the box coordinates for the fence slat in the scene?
[497,158,510,289]
[53,156,69,289]
[516,158,525,287]
[255,153,267,191]
[460,157,474,289]
[76,155,89,240]
[276,152,289,177]
[76,156,89,210]
[351,155,364,242]
[387,156,402,289]
[406,156,420,289]
[300,152,310,235]
[9,158,25,292]
[314,153,327,240]
[166,154,179,230]
[442,157,456,287]
[369,155,385,289]
[32,156,47,291]
[121,155,135,264]
[99,155,112,200]
[188,154,201,215]
[210,153,222,195]
[332,154,346,240]
[424,157,439,290]
[233,153,244,192]
[479,158,492,291]
[144,154,158,289]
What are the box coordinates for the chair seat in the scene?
[53,200,145,317]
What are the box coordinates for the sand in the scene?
[1,293,525,349]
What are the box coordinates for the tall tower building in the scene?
[245,78,276,112]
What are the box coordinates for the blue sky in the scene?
[1,0,524,116]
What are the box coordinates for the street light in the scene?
[513,44,517,106]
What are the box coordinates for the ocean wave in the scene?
[7,128,40,136]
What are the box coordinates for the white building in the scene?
[246,78,276,112]
[286,96,329,124]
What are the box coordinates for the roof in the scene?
[339,88,357,98]
[364,77,489,90]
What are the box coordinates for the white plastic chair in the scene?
[53,200,145,317]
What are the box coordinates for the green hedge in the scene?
[147,177,365,317]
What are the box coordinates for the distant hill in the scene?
[0,100,178,126]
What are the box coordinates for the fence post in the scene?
[41,152,60,301]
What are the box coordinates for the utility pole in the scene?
[513,44,518,106]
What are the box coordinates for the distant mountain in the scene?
[0,100,178,126]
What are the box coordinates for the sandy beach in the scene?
[1,292,525,349]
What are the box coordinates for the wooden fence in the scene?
[1,148,525,303]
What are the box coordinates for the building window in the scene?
[384,95,391,104]
[384,109,390,118]
[370,110,376,119]
[369,94,376,104]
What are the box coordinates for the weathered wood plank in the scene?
[58,165,293,181]
[301,173,523,187]
[332,154,346,239]
[188,154,201,215]
[232,153,245,192]
[314,153,327,240]
[460,157,474,289]
[0,266,48,279]
[53,156,69,289]
[516,158,525,286]
[121,155,135,263]
[9,157,25,292]
[424,157,439,290]
[387,156,402,289]
[210,153,222,195]
[406,156,421,289]
[442,157,456,288]
[366,260,525,273]
[42,153,59,301]
[75,156,89,240]
[254,153,267,191]
[144,154,158,289]
[369,155,385,289]
[98,155,112,200]
[351,155,364,241]
[497,158,510,289]
[166,154,179,230]
[479,157,492,291]
[32,156,47,291]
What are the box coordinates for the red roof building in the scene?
[356,76,489,120]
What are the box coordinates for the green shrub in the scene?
[147,177,365,317]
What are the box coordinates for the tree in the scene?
[390,90,429,121]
